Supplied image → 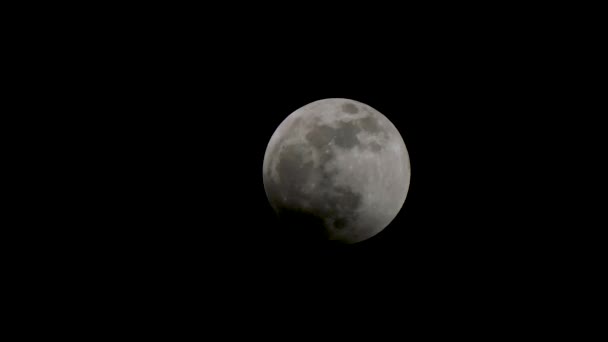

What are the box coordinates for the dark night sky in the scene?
[108,47,546,294]
[80,8,582,330]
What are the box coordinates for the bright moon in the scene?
[263,98,411,244]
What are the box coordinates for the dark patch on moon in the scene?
[358,116,381,133]
[342,103,359,114]
[333,121,361,149]
[275,143,314,201]
[305,121,362,150]
[305,125,335,149]
[305,121,361,150]
[319,166,337,185]
[332,185,361,211]
[305,115,384,153]
[369,141,382,152]
[305,116,386,152]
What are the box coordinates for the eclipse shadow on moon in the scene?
[263,98,410,245]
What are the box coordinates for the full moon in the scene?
[263,98,411,244]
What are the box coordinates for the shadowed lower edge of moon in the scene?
[264,140,364,243]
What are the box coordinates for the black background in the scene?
[60,5,587,333]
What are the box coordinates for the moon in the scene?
[263,98,411,244]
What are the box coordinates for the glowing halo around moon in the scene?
[263,98,410,244]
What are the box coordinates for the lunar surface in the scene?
[263,98,411,244]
